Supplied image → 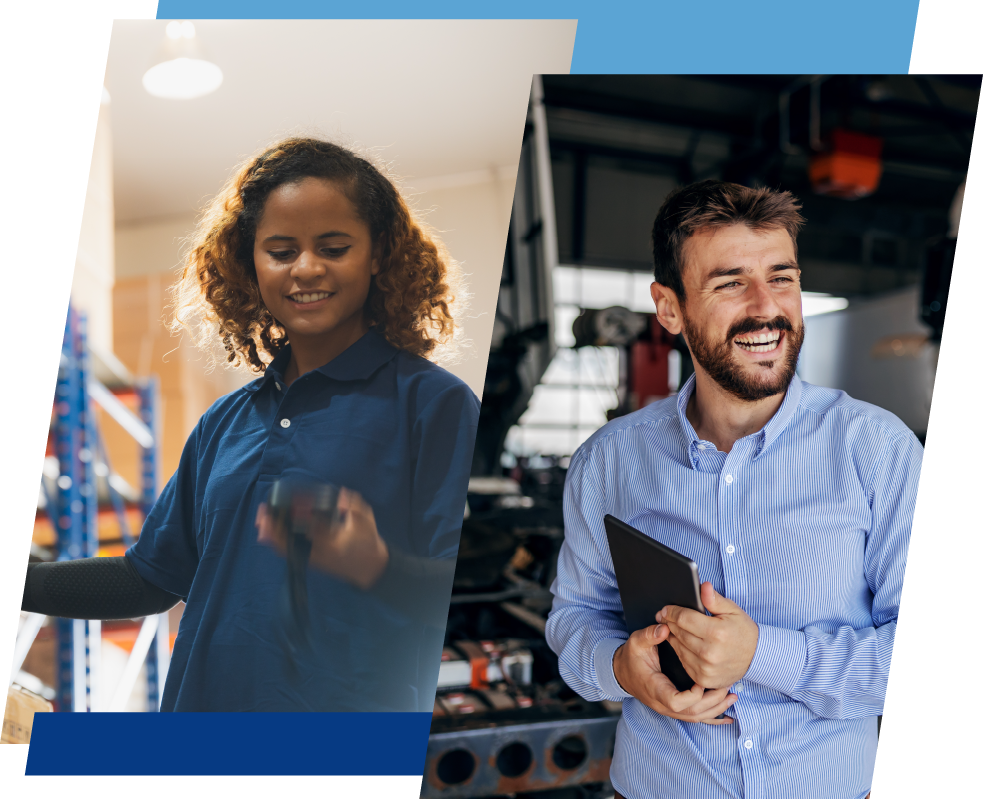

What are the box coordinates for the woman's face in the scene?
[253,177,379,350]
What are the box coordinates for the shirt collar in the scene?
[675,372,803,466]
[244,327,399,392]
[675,376,702,469]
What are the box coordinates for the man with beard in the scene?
[545,181,920,799]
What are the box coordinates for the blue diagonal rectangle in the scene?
[26,712,432,775]
[155,1,922,74]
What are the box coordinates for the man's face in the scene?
[677,224,804,402]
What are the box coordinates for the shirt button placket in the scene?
[720,468,736,585]
[720,450,747,610]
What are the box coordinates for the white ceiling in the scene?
[105,19,576,223]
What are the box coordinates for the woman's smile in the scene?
[286,290,335,307]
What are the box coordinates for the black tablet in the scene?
[604,514,705,692]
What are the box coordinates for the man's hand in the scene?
[657,582,759,690]
[613,623,736,725]
[256,488,390,590]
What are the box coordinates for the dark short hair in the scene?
[651,180,805,302]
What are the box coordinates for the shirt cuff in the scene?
[743,623,807,696]
[593,635,632,701]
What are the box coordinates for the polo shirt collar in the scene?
[244,327,399,392]
[675,372,803,466]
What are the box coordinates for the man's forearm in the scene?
[743,620,895,719]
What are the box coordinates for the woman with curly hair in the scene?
[23,138,480,712]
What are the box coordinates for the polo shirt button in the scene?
[744,739,753,749]
[280,418,291,429]
[275,382,282,391]
[725,474,733,484]
[726,545,735,555]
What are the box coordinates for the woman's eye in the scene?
[322,246,351,257]
[268,250,294,261]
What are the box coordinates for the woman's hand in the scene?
[257,488,390,590]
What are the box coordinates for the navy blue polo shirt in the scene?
[126,328,479,712]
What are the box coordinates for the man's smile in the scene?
[733,330,783,353]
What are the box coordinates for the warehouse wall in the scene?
[407,165,517,394]
[70,95,115,353]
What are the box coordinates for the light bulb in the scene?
[142,58,223,100]
[165,20,196,39]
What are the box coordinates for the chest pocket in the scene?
[196,418,272,552]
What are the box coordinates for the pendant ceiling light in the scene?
[142,21,223,100]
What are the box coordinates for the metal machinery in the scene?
[10,304,166,712]
[424,75,975,799]
[425,80,618,799]
[471,77,558,477]
[424,80,618,799]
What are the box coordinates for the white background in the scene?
[874,0,983,795]
[2,1,981,797]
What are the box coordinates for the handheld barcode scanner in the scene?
[268,479,341,658]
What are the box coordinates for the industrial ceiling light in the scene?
[142,21,223,100]
[802,292,849,317]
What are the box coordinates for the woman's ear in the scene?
[650,281,684,336]
[370,240,382,276]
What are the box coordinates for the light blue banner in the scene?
[157,1,922,73]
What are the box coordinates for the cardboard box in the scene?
[2,684,53,744]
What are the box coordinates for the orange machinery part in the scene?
[454,641,490,689]
[809,128,884,199]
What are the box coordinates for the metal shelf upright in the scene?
[41,303,165,712]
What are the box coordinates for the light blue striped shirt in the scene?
[546,374,921,799]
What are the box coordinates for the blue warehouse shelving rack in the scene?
[12,303,168,712]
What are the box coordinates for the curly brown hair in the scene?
[172,137,464,372]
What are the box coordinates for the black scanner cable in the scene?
[267,478,340,660]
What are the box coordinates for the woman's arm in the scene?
[22,557,181,620]
[367,549,457,628]
[390,379,480,626]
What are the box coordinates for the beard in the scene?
[682,311,805,402]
